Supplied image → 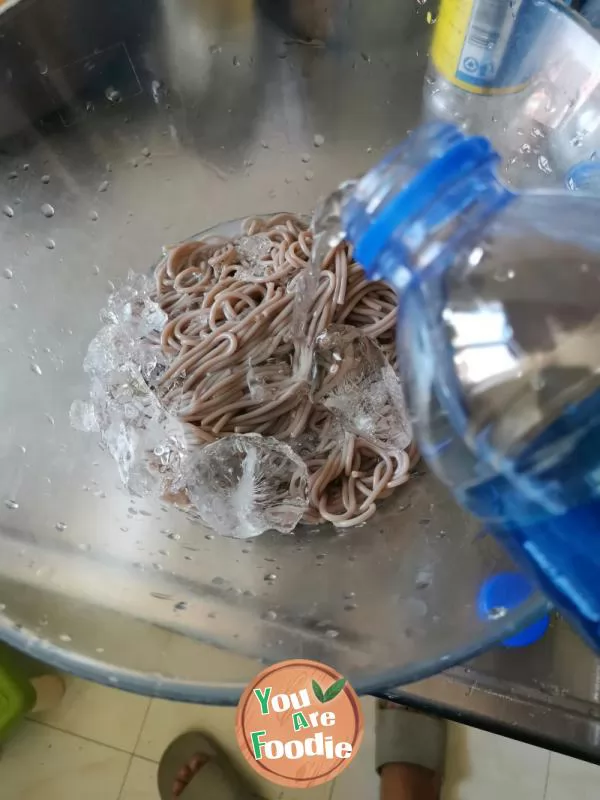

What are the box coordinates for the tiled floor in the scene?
[0,674,599,799]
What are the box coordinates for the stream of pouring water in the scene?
[292,180,357,371]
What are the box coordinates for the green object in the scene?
[0,642,39,741]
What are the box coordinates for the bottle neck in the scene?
[342,124,515,287]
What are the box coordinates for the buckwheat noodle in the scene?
[153,213,414,528]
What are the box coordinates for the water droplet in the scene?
[98,180,109,192]
[55,521,67,531]
[45,238,56,250]
[174,601,188,611]
[344,603,357,611]
[406,597,428,618]
[92,265,100,275]
[22,163,29,171]
[211,576,226,586]
[209,44,222,55]
[41,203,55,218]
[45,413,55,425]
[141,147,151,158]
[4,499,19,510]
[41,174,51,184]
[487,605,508,620]
[361,52,371,62]
[232,55,241,67]
[7,171,18,181]
[304,170,314,181]
[2,204,14,218]
[519,143,531,154]
[264,573,277,582]
[104,86,122,103]
[205,533,215,540]
[36,61,49,75]
[494,266,515,282]
[30,363,42,376]
[313,134,325,147]
[415,569,432,590]
[301,153,311,163]
[325,628,339,638]
[88,210,99,221]
[426,10,437,22]
[537,155,553,175]
[58,633,72,642]
[570,132,585,148]
[3,267,13,279]
[260,140,269,149]
[262,609,278,621]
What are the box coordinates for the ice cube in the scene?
[69,400,99,432]
[83,323,135,378]
[99,272,166,336]
[94,365,189,496]
[236,234,274,281]
[177,433,309,538]
[313,325,412,451]
[237,233,272,261]
[84,279,167,383]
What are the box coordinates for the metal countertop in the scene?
[387,616,600,763]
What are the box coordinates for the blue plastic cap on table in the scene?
[477,572,550,648]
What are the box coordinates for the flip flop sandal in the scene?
[375,700,446,775]
[157,731,264,800]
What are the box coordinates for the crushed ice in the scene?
[72,272,188,498]
[236,233,274,281]
[313,325,412,452]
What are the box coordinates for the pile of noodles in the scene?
[152,213,415,527]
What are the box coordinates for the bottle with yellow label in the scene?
[424,0,567,126]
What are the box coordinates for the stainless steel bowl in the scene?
[0,0,546,703]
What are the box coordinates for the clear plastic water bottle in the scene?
[340,122,600,650]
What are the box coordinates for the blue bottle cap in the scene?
[477,572,550,648]
[341,124,501,275]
